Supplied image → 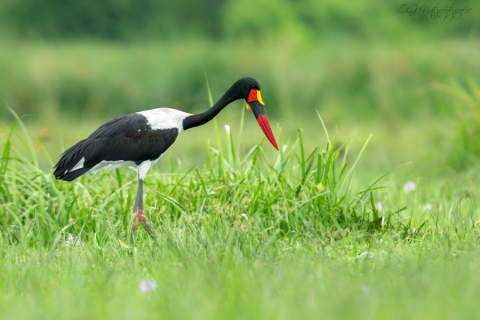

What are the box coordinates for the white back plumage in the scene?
[137,108,192,133]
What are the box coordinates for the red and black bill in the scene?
[247,89,278,151]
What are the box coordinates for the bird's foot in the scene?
[132,210,157,242]
[132,210,147,231]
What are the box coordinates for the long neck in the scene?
[183,89,239,131]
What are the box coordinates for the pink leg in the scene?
[131,210,156,241]
[132,210,147,232]
[131,177,156,243]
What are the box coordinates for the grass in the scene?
[2,93,480,319]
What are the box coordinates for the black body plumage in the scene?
[53,113,178,181]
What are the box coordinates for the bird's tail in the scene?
[53,139,92,181]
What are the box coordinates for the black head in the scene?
[227,77,262,100]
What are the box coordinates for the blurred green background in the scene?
[2,3,480,318]
[0,0,479,177]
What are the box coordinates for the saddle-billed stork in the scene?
[53,77,278,240]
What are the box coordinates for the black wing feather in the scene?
[54,113,178,181]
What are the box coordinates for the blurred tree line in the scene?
[0,0,478,125]
[0,0,478,41]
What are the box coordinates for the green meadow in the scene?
[2,72,480,318]
[1,0,480,318]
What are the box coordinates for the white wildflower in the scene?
[66,233,81,247]
[224,125,230,135]
[282,145,288,153]
[139,280,158,293]
[423,204,432,212]
[375,202,383,211]
[403,181,416,193]
[241,213,248,220]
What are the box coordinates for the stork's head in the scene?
[230,77,278,151]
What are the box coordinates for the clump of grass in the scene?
[0,100,405,254]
